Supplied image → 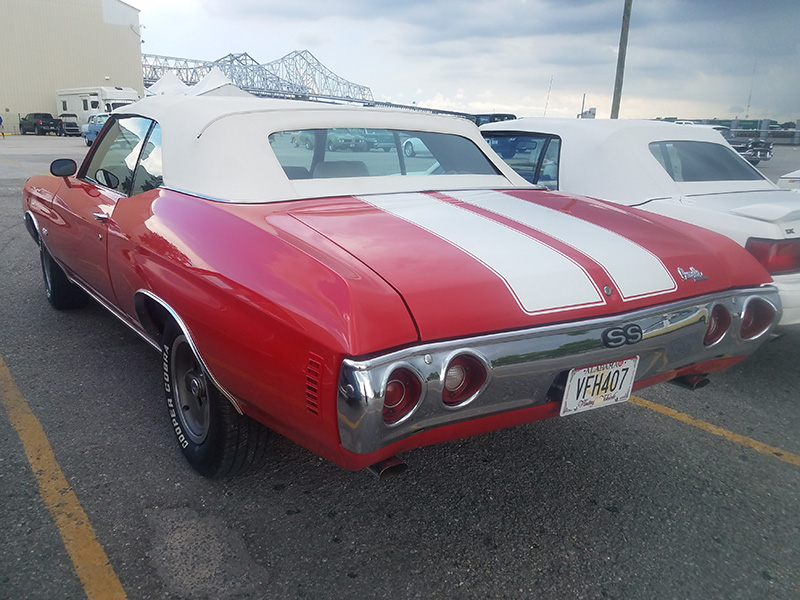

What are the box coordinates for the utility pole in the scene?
[610,0,633,119]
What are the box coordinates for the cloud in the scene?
[129,0,800,121]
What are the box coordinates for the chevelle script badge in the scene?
[678,266,707,282]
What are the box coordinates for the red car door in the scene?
[47,179,122,304]
[44,116,156,305]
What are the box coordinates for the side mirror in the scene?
[95,168,120,190]
[50,159,77,177]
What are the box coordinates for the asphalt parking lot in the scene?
[1,135,799,600]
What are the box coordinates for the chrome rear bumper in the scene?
[337,286,780,455]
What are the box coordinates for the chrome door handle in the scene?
[92,212,109,224]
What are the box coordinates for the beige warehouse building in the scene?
[0,0,143,134]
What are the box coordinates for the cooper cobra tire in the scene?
[39,242,88,309]
[162,321,269,477]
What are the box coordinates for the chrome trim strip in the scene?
[160,186,226,203]
[55,266,161,352]
[135,290,244,414]
[337,286,781,455]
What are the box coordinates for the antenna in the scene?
[543,75,554,117]
[745,59,756,119]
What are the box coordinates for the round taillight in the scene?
[740,297,776,340]
[382,368,422,425]
[442,354,487,406]
[703,304,731,346]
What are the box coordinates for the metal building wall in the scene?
[0,0,143,134]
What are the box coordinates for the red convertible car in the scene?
[23,96,781,478]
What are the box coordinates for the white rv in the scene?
[55,87,140,125]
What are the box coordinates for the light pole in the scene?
[610,0,633,119]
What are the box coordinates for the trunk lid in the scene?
[286,188,771,341]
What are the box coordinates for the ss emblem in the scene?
[602,324,643,348]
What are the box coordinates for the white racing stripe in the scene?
[358,193,604,314]
[449,190,677,300]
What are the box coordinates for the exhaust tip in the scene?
[670,374,711,391]
[366,456,407,481]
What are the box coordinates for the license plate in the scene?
[560,356,639,417]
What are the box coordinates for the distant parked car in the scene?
[19,113,60,135]
[469,113,517,126]
[402,137,431,157]
[57,113,81,137]
[710,125,773,165]
[290,130,315,149]
[350,128,395,152]
[482,117,800,326]
[81,113,110,146]
[326,128,357,151]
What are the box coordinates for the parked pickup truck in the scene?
[19,113,61,135]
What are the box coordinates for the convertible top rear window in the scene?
[649,141,764,182]
[269,128,500,180]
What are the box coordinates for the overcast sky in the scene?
[127,0,798,122]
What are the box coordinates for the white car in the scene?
[401,137,430,157]
[778,169,800,191]
[481,118,800,326]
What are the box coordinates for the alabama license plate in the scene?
[560,356,639,417]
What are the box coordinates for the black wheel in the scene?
[39,242,88,309]
[304,140,313,150]
[404,141,415,157]
[85,137,92,146]
[327,141,335,152]
[749,159,760,166]
[36,126,43,135]
[383,147,390,152]
[162,321,269,477]
[20,127,26,135]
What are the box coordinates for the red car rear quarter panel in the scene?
[106,190,418,449]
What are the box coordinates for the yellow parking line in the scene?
[0,356,127,600]
[0,156,47,175]
[630,395,800,468]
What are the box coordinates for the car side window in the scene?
[538,137,560,189]
[83,116,155,195]
[130,124,163,195]
[482,132,559,187]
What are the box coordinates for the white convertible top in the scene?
[116,95,526,203]
[481,117,776,205]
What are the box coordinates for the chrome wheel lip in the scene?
[40,245,54,299]
[171,334,211,444]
